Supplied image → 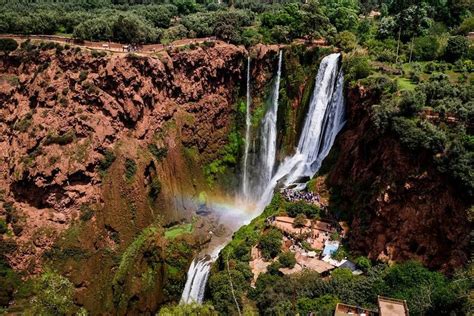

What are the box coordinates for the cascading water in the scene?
[181,52,345,305]
[241,56,252,198]
[180,245,223,304]
[258,53,345,208]
[258,50,283,197]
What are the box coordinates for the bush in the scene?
[148,144,168,161]
[258,228,282,260]
[98,150,116,172]
[30,271,75,315]
[148,178,161,200]
[293,214,307,228]
[335,31,358,52]
[355,256,372,272]
[278,252,296,268]
[398,90,426,117]
[124,158,137,181]
[444,36,469,62]
[0,39,18,55]
[267,261,282,275]
[343,54,371,82]
[413,36,440,61]
[458,16,474,35]
[286,201,320,218]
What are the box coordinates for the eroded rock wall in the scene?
[327,86,471,272]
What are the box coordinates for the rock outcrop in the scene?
[0,42,248,313]
[327,86,471,272]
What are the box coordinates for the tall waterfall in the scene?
[258,50,283,197]
[258,53,345,208]
[241,56,252,198]
[181,52,345,305]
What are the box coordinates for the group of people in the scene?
[281,188,320,205]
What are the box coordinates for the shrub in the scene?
[444,36,469,62]
[413,36,440,61]
[335,31,358,52]
[258,228,282,259]
[278,252,296,268]
[0,220,7,234]
[30,271,75,315]
[458,16,474,35]
[398,90,426,117]
[43,131,75,146]
[343,54,371,82]
[148,144,168,161]
[148,178,161,200]
[355,256,372,272]
[79,204,94,222]
[286,201,320,219]
[124,158,137,181]
[267,261,282,275]
[293,214,307,228]
[98,150,116,172]
[0,39,18,55]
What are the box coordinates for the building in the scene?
[335,303,378,316]
[335,296,409,316]
[378,296,409,316]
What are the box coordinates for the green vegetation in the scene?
[158,303,217,315]
[112,225,161,310]
[29,271,78,316]
[258,228,283,260]
[124,158,137,181]
[0,38,18,55]
[164,223,193,239]
[278,251,296,268]
[148,144,168,161]
[98,149,116,174]
[286,200,320,218]
[204,130,242,183]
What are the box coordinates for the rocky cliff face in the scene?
[327,86,471,272]
[0,42,254,312]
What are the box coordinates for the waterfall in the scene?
[181,52,345,305]
[181,244,224,304]
[180,258,211,304]
[241,56,252,198]
[258,50,283,197]
[257,53,345,208]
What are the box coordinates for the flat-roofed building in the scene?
[335,303,378,316]
[378,296,409,316]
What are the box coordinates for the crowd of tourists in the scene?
[281,188,320,204]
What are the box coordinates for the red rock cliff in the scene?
[327,86,471,272]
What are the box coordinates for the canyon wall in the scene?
[327,86,471,272]
[0,42,250,313]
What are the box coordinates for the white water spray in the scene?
[241,56,252,198]
[258,50,283,197]
[258,53,345,208]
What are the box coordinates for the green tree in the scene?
[293,214,307,228]
[343,55,371,82]
[30,271,76,316]
[458,16,474,35]
[112,14,157,44]
[335,31,358,52]
[279,252,296,268]
[158,303,217,315]
[0,39,18,55]
[258,228,282,259]
[413,36,440,61]
[384,261,458,315]
[355,256,372,272]
[444,36,469,62]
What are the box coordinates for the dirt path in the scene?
[0,34,224,56]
